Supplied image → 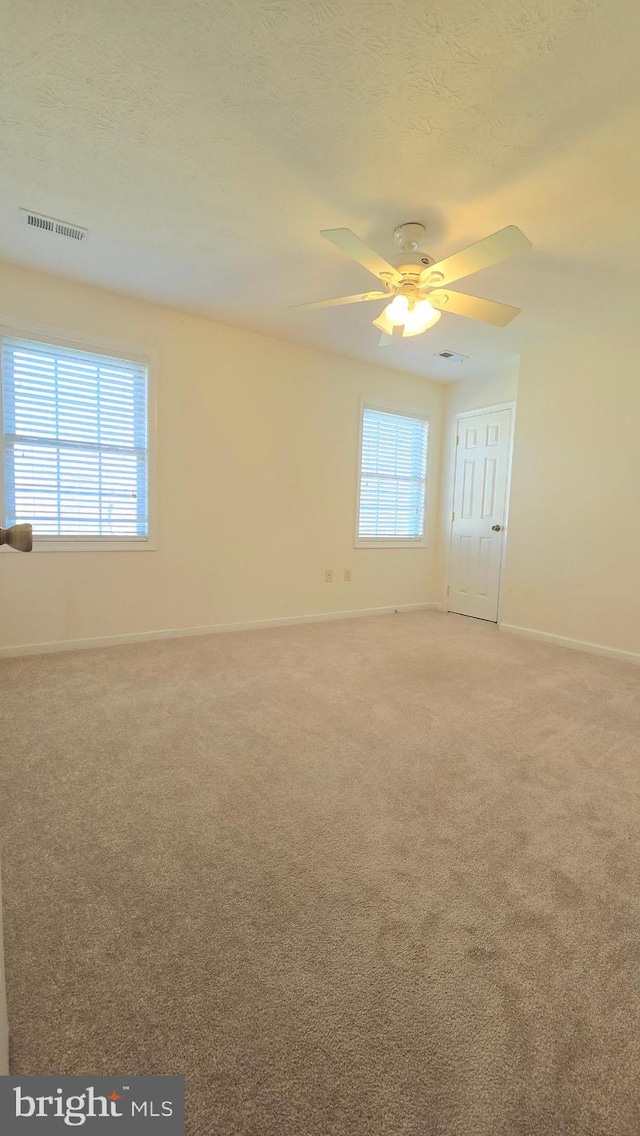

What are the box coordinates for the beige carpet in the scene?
[1,611,639,1134]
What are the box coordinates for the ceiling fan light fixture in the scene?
[372,309,396,335]
[384,294,410,325]
[402,299,441,336]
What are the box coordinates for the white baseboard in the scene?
[499,622,640,666]
[0,602,442,659]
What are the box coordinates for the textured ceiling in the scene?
[1,0,640,380]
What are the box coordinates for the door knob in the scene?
[491,524,502,532]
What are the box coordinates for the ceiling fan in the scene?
[291,222,531,342]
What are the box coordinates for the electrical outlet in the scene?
[325,568,333,583]
[344,568,351,582]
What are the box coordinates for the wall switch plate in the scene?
[344,568,351,582]
[325,569,333,583]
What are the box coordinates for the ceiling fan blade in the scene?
[429,289,520,327]
[289,290,387,310]
[421,226,531,287]
[378,333,394,347]
[321,228,402,284]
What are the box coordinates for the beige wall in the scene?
[438,366,519,605]
[502,329,640,655]
[0,262,444,651]
[444,366,519,423]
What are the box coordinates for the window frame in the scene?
[355,397,430,549]
[0,316,156,553]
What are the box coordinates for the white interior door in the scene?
[448,407,512,622]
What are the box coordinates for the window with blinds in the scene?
[357,406,428,542]
[0,335,149,542]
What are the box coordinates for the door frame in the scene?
[445,401,516,625]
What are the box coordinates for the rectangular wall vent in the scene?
[21,209,87,242]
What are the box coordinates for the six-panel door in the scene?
[448,408,512,622]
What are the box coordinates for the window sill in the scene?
[355,539,427,549]
[9,538,157,553]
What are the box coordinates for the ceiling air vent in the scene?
[435,350,469,363]
[21,209,87,242]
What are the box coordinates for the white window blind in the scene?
[358,407,428,541]
[1,336,148,540]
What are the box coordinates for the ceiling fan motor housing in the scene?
[394,277,421,305]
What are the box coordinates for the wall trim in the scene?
[0,602,442,659]
[499,622,640,666]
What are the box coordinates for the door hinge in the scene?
[455,435,459,446]
[446,585,450,596]
[451,511,455,522]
